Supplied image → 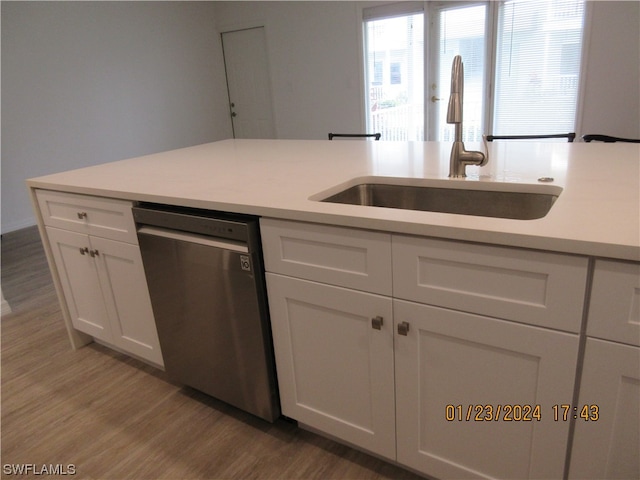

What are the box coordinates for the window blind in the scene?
[493,0,585,136]
[363,2,424,21]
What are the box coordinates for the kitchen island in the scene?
[27,140,640,479]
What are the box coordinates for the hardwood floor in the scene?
[1,226,424,480]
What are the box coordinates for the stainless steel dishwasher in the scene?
[133,204,280,422]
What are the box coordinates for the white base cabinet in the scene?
[37,190,163,367]
[569,338,640,479]
[262,218,587,479]
[266,273,396,459]
[394,300,579,479]
[569,259,640,478]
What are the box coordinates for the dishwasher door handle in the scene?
[138,226,249,253]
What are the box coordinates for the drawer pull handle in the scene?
[77,212,87,219]
[371,316,384,330]
[79,247,89,255]
[397,321,410,336]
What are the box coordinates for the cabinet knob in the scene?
[79,247,89,255]
[89,249,99,257]
[371,316,384,330]
[77,212,87,219]
[397,321,410,336]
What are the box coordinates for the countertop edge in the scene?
[27,180,640,262]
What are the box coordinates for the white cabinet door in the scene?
[266,273,396,459]
[394,299,579,479]
[91,236,163,366]
[587,259,640,346]
[46,227,113,341]
[569,338,640,479]
[46,227,163,366]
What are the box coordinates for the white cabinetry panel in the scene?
[46,227,113,340]
[394,299,579,479]
[39,189,163,367]
[46,227,163,366]
[393,236,588,332]
[92,236,163,365]
[261,218,392,295]
[266,272,395,459]
[570,338,640,479]
[587,259,640,346]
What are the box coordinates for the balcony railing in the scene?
[370,104,424,141]
[370,102,484,142]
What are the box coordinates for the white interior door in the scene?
[222,27,276,139]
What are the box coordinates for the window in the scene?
[430,3,488,142]
[493,0,585,135]
[364,3,424,141]
[363,0,586,141]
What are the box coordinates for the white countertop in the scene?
[28,139,640,261]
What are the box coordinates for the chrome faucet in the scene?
[447,55,488,178]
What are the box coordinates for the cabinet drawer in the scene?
[587,259,640,346]
[392,235,588,332]
[260,218,392,295]
[37,190,137,244]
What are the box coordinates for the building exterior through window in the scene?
[363,0,586,142]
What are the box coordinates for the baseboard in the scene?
[1,298,12,317]
[1,218,37,235]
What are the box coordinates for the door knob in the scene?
[431,96,441,103]
[231,112,237,117]
[397,321,410,336]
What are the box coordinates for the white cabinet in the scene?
[394,300,579,479]
[37,190,163,366]
[262,219,395,459]
[586,259,640,346]
[262,219,587,479]
[569,260,640,479]
[391,235,585,477]
[569,338,640,479]
[266,273,396,459]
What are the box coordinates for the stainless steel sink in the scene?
[318,182,560,220]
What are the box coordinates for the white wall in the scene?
[2,1,638,233]
[213,1,364,140]
[580,1,640,138]
[1,1,231,233]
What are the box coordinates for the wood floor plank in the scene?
[1,226,424,479]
